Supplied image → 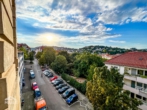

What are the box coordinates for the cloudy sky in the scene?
[16,0,147,49]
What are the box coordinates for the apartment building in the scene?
[105,52,147,110]
[18,51,24,93]
[0,0,21,110]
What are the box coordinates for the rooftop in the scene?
[105,52,147,69]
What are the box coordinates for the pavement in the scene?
[22,59,93,110]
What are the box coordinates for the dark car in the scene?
[58,86,69,94]
[47,72,53,78]
[34,88,41,98]
[62,88,75,99]
[53,80,63,86]
[30,72,35,79]
[56,83,67,90]
[66,94,78,105]
[22,78,25,87]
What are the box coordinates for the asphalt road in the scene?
[31,59,86,110]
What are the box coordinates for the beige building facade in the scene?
[0,0,21,110]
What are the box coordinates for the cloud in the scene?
[109,40,126,43]
[16,0,147,48]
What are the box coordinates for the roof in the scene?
[105,52,147,69]
[17,43,30,49]
[33,82,37,85]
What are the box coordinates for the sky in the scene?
[16,0,147,49]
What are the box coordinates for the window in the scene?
[138,70,143,76]
[131,81,135,88]
[137,82,142,87]
[131,93,134,98]
[136,95,142,99]
[143,97,146,101]
[144,84,147,89]
[145,71,147,76]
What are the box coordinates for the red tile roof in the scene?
[105,52,147,69]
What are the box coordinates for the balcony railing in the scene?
[135,86,147,93]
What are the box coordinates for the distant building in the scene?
[18,51,25,94]
[105,52,147,110]
[18,43,31,52]
[100,53,120,60]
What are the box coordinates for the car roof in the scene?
[33,82,37,85]
[36,99,46,108]
[67,88,74,91]
[71,94,77,98]
[30,72,34,74]
[35,88,40,91]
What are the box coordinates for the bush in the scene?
[61,73,86,94]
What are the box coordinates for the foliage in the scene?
[51,55,67,74]
[73,52,104,78]
[18,47,28,60]
[39,55,45,66]
[28,51,34,63]
[42,47,56,66]
[58,51,71,63]
[35,52,42,59]
[86,66,142,110]
[61,73,86,94]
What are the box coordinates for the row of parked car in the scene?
[49,75,79,105]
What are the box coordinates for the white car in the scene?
[30,70,33,73]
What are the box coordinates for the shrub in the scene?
[61,73,86,94]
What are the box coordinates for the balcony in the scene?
[123,84,139,94]
[124,74,137,81]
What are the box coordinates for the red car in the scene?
[32,82,38,90]
[50,76,58,81]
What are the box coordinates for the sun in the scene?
[47,36,53,41]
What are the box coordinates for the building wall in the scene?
[0,0,20,110]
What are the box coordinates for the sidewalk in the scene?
[22,60,34,110]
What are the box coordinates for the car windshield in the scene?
[65,91,69,95]
[69,96,73,100]
[39,107,47,110]
[31,74,35,77]
[33,84,37,86]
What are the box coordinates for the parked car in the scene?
[56,83,67,90]
[30,69,33,73]
[52,79,62,84]
[58,86,69,94]
[30,72,35,79]
[47,72,53,78]
[66,94,78,105]
[43,71,50,76]
[32,82,38,90]
[41,66,46,71]
[53,80,63,86]
[50,76,58,82]
[62,88,75,99]
[34,88,41,98]
[22,78,25,87]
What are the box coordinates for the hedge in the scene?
[61,73,86,94]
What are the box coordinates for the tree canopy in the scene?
[18,47,28,60]
[58,51,71,63]
[86,66,142,110]
[51,55,67,74]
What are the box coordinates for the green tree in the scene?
[29,51,34,63]
[39,55,45,65]
[35,52,42,59]
[42,47,55,66]
[51,55,67,74]
[86,66,142,110]
[18,47,28,60]
[58,51,71,63]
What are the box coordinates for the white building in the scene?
[18,51,25,92]
[105,52,147,110]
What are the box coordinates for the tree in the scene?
[42,47,55,66]
[86,66,142,110]
[18,47,28,60]
[29,51,34,63]
[35,52,42,59]
[58,51,71,63]
[73,52,104,77]
[51,55,67,74]
[39,55,45,66]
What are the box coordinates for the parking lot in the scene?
[28,59,92,110]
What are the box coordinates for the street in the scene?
[29,59,91,110]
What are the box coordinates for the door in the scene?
[131,81,135,88]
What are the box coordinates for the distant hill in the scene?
[78,45,147,55]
